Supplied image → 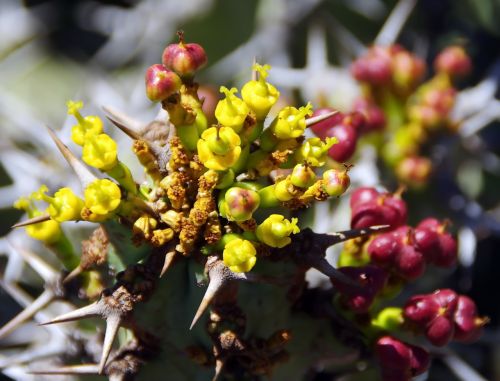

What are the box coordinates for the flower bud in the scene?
[256,214,299,248]
[404,294,441,328]
[322,168,350,197]
[394,245,426,280]
[26,217,62,244]
[396,156,432,188]
[223,238,257,273]
[145,64,182,102]
[350,187,379,209]
[352,98,386,133]
[295,137,336,167]
[350,46,393,86]
[67,100,104,146]
[326,123,357,163]
[368,233,400,266]
[290,164,316,188]
[82,133,118,171]
[241,63,279,120]
[454,295,486,343]
[426,315,454,346]
[434,46,471,78]
[83,179,121,216]
[214,87,249,133]
[372,307,404,331]
[197,126,241,171]
[392,50,425,92]
[270,103,312,139]
[162,34,207,77]
[34,185,84,222]
[224,187,260,221]
[333,265,387,313]
[308,108,344,139]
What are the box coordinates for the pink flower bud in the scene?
[434,46,472,77]
[162,33,207,77]
[145,64,182,102]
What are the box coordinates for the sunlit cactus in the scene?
[2,32,486,381]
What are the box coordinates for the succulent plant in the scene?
[3,35,485,381]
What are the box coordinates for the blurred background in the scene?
[0,0,499,380]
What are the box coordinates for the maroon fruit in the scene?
[308,107,344,139]
[326,123,357,162]
[332,265,387,313]
[412,227,440,262]
[454,295,486,342]
[350,186,379,209]
[352,97,386,133]
[394,245,426,280]
[404,294,441,327]
[434,46,472,78]
[368,233,400,265]
[426,314,454,346]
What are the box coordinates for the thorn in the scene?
[11,214,50,228]
[326,225,390,245]
[160,250,177,278]
[0,289,54,340]
[190,276,222,330]
[8,240,58,283]
[40,301,102,325]
[312,258,361,290]
[63,265,82,284]
[46,126,97,188]
[102,105,144,141]
[212,358,225,381]
[29,364,100,375]
[99,314,121,374]
[305,110,339,127]
[251,56,258,81]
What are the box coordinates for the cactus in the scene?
[3,34,484,381]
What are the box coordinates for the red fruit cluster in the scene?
[331,265,387,313]
[350,187,407,230]
[367,218,457,280]
[403,289,486,346]
[375,336,430,381]
[351,45,425,91]
[309,108,362,163]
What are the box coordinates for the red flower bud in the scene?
[326,123,358,162]
[145,64,182,102]
[162,33,207,77]
[352,97,386,133]
[308,107,344,139]
[350,187,379,209]
[426,314,454,346]
[394,245,426,280]
[404,294,441,327]
[368,233,401,266]
[454,295,486,342]
[434,46,472,78]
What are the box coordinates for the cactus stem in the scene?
[11,214,51,228]
[99,314,122,374]
[29,364,100,375]
[46,126,98,188]
[305,110,339,127]
[0,289,54,340]
[160,249,177,278]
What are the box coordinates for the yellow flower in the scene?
[33,185,83,222]
[83,179,121,216]
[82,133,118,170]
[241,63,279,120]
[26,217,62,243]
[256,214,300,248]
[270,103,313,139]
[223,238,257,273]
[295,137,337,166]
[67,100,104,146]
[13,194,61,243]
[215,87,249,133]
[197,126,241,171]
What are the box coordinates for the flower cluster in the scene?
[311,44,471,188]
[329,186,485,381]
